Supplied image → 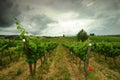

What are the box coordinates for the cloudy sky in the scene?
[0,0,120,36]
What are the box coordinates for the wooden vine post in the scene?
[84,40,92,79]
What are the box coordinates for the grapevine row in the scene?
[91,41,120,65]
[23,37,58,76]
[0,39,22,67]
[63,41,88,61]
[15,19,58,76]
[63,41,90,78]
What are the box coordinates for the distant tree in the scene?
[90,33,95,36]
[77,29,88,42]
[63,34,65,37]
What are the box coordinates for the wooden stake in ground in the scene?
[84,40,92,79]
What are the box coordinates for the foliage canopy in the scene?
[77,29,88,42]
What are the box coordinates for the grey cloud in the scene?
[0,0,120,35]
[38,0,120,20]
[0,0,20,27]
[20,14,57,35]
[88,16,120,35]
[31,15,55,29]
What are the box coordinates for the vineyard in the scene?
[0,21,120,80]
[0,35,120,80]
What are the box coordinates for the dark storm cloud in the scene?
[21,14,57,35]
[30,15,55,29]
[41,0,120,18]
[0,0,20,27]
[0,0,120,35]
[79,0,120,34]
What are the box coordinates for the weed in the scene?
[16,68,22,75]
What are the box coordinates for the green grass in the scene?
[0,75,10,80]
[46,67,71,80]
[89,36,120,42]
[87,72,99,80]
[39,36,77,43]
[15,68,22,75]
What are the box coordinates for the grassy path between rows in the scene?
[42,44,81,80]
